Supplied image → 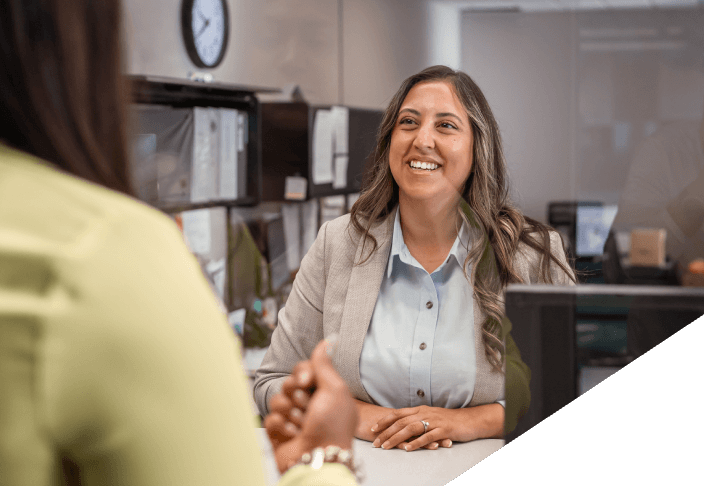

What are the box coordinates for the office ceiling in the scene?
[434,0,699,13]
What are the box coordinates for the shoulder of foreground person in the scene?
[0,146,280,485]
[0,143,178,255]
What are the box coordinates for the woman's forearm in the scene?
[353,399,393,442]
[367,403,505,451]
[360,402,505,443]
[452,403,505,441]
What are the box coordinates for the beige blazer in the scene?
[253,208,573,415]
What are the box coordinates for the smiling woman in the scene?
[377,81,476,276]
[254,65,576,452]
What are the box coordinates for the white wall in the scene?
[122,0,430,107]
[461,8,704,218]
[341,0,429,109]
[428,1,461,70]
[461,11,577,223]
[575,8,704,204]
[122,0,340,104]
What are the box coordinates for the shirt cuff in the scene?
[495,400,506,408]
[281,463,357,486]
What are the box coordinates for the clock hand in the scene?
[195,18,210,39]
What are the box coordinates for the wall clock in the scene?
[181,0,229,69]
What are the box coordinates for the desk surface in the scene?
[254,429,503,486]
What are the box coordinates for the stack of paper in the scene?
[192,107,248,203]
[312,106,349,189]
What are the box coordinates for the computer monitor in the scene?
[576,204,618,257]
[504,284,704,442]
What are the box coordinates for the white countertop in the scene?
[254,428,504,486]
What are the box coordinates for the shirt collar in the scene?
[387,206,472,278]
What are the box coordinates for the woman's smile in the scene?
[407,159,441,171]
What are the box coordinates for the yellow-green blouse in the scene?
[0,144,355,486]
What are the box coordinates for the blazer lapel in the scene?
[335,210,395,402]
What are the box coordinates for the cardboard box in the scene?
[629,228,666,267]
[682,272,704,287]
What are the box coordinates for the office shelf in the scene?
[259,102,382,201]
[128,74,278,208]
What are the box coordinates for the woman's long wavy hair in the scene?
[350,65,575,372]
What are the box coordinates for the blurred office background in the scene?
[124,0,704,221]
[121,0,704,430]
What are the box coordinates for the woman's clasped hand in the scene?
[371,406,454,451]
[369,403,505,452]
[265,337,358,474]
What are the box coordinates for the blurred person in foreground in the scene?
[0,0,358,484]
[255,65,576,451]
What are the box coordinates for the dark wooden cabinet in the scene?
[260,102,383,201]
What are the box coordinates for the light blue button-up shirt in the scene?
[359,208,478,409]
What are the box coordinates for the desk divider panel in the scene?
[505,284,704,443]
[505,290,577,443]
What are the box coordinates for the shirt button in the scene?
[419,342,427,350]
[417,389,425,398]
[426,301,433,309]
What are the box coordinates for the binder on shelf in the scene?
[191,107,220,203]
[219,108,238,201]
[237,111,248,200]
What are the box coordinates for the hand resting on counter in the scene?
[369,403,504,452]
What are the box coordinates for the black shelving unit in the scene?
[129,74,278,209]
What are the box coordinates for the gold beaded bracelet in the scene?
[293,445,363,482]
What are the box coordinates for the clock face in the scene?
[182,0,229,68]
